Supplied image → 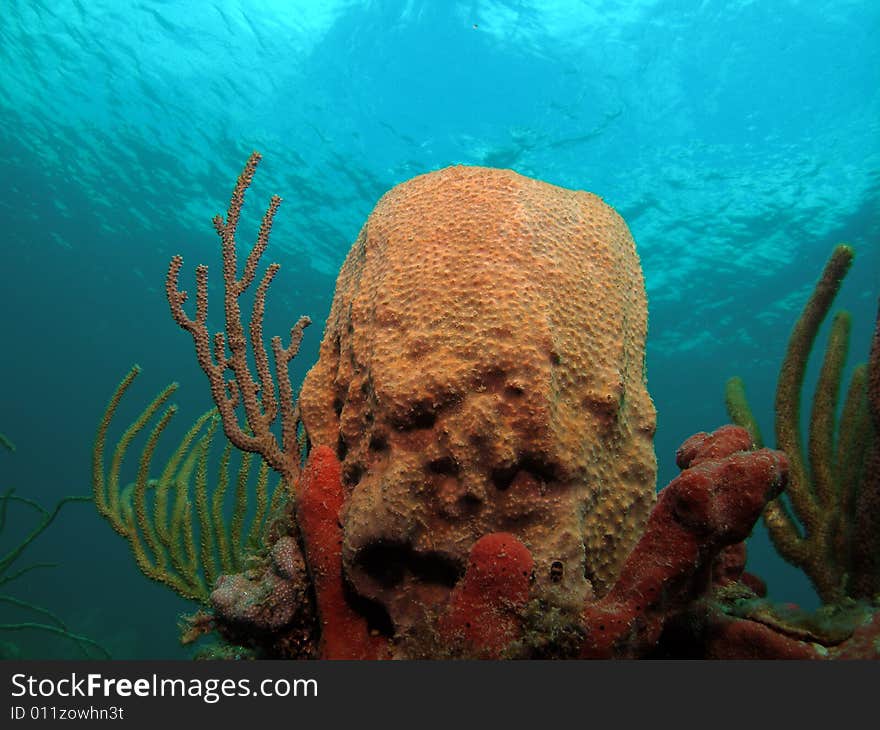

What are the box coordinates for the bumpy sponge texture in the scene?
[299,165,655,618]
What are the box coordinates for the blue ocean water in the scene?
[0,1,877,658]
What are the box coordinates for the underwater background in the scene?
[0,0,877,659]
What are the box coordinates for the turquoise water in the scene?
[1,1,878,658]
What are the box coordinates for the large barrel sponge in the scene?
[298,165,656,636]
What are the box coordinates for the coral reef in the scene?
[270,425,878,658]
[101,154,877,659]
[298,164,657,638]
[725,245,879,602]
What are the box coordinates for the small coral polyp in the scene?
[297,165,658,644]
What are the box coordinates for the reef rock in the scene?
[298,165,656,641]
